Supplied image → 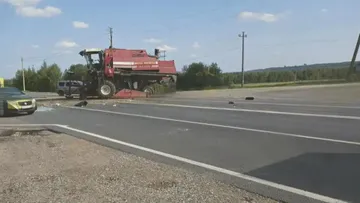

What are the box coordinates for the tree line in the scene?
[5,61,62,92]
[3,62,90,92]
[177,62,359,90]
[4,60,359,92]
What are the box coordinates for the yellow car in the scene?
[0,87,37,116]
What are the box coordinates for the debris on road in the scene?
[0,128,278,203]
[245,96,255,100]
[36,106,54,112]
[74,100,88,107]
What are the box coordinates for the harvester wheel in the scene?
[98,80,116,99]
[143,85,154,95]
[57,90,64,96]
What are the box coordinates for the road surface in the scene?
[1,96,356,203]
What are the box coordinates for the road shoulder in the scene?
[0,127,277,203]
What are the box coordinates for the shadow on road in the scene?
[0,114,29,118]
[246,153,360,202]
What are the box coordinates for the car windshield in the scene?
[0,87,25,95]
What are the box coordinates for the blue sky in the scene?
[1,0,360,78]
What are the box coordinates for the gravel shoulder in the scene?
[0,128,278,203]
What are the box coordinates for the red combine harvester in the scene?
[76,48,177,99]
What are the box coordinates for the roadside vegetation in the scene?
[3,60,360,92]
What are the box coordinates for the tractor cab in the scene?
[79,48,104,71]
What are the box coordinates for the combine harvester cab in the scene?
[79,48,177,99]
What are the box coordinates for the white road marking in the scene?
[0,124,64,127]
[241,101,360,109]
[0,123,347,203]
[146,98,360,109]
[64,106,360,146]
[117,102,360,120]
[37,106,55,112]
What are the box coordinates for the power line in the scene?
[238,31,247,88]
[13,30,357,79]
[182,36,350,66]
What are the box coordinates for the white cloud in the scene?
[192,42,200,49]
[190,54,197,58]
[144,38,162,44]
[3,0,40,7]
[321,8,328,13]
[31,44,39,48]
[156,45,177,52]
[16,6,61,17]
[238,11,284,23]
[55,40,78,48]
[3,0,62,17]
[73,21,89,29]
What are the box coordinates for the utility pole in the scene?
[349,33,360,73]
[108,27,114,71]
[21,57,25,91]
[109,27,113,48]
[238,31,247,88]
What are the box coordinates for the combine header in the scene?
[73,47,177,99]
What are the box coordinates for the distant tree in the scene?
[177,62,224,90]
[12,67,38,91]
[4,79,13,86]
[63,64,89,81]
[36,61,62,92]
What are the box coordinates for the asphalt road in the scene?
[9,98,360,203]
[170,83,360,104]
[132,98,360,117]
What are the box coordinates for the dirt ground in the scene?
[0,129,278,203]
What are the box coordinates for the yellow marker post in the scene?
[0,78,4,88]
